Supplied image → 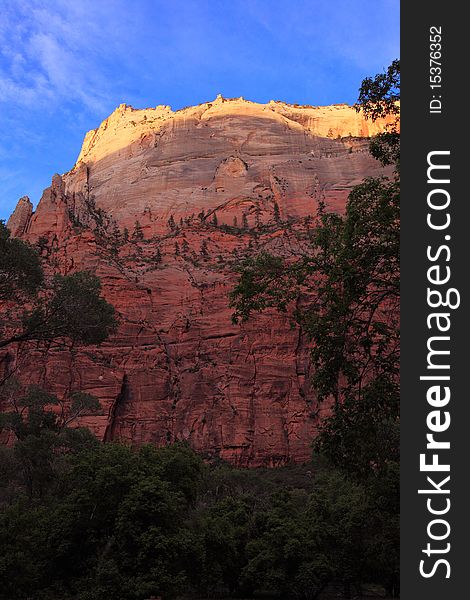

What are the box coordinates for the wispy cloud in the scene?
[0,0,117,111]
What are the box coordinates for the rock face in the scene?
[6,196,33,237]
[1,97,393,466]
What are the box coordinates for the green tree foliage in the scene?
[0,382,100,499]
[199,495,254,595]
[0,440,206,600]
[109,223,122,257]
[240,474,376,600]
[0,221,43,301]
[308,175,399,405]
[357,59,400,121]
[0,224,117,350]
[0,382,100,441]
[356,59,400,168]
[167,214,176,231]
[0,440,399,600]
[110,222,122,247]
[26,272,116,345]
[1,271,117,349]
[132,220,144,240]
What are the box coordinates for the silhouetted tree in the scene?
[0,221,43,302]
[109,223,122,255]
[132,220,144,241]
[168,215,176,231]
[0,235,117,351]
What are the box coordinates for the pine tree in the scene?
[110,224,121,255]
[273,201,281,223]
[132,221,144,241]
[123,227,129,242]
[155,247,162,263]
[174,241,180,256]
[168,215,176,231]
[182,239,190,254]
[211,212,218,226]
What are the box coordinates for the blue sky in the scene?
[0,0,399,221]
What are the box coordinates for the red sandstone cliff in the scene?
[2,97,393,466]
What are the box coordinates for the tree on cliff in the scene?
[0,222,117,351]
[132,220,144,240]
[167,214,176,231]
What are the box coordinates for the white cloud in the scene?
[0,0,118,113]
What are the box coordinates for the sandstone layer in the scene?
[2,97,393,466]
